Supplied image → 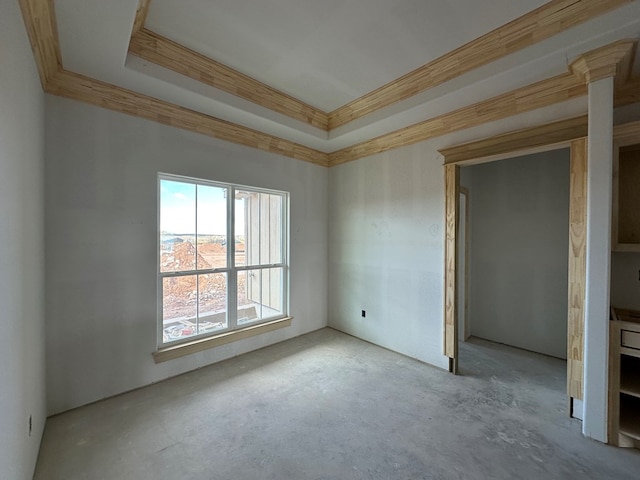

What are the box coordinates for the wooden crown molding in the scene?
[570,39,636,83]
[327,0,632,130]
[18,0,640,170]
[129,0,631,131]
[129,29,330,130]
[132,0,152,35]
[47,70,330,166]
[328,73,587,166]
[18,0,62,89]
[19,0,329,166]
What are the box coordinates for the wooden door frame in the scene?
[440,117,589,404]
[458,187,470,343]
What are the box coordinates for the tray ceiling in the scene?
[44,0,640,163]
[145,0,549,111]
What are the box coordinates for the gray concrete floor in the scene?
[35,328,640,479]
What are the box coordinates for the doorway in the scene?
[458,149,570,360]
[443,136,588,411]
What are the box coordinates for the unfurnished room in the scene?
[3,1,640,479]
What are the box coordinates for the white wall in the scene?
[0,2,47,478]
[611,252,640,311]
[328,143,449,369]
[465,150,570,359]
[44,96,328,414]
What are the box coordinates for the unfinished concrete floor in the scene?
[35,328,640,479]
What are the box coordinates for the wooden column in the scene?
[570,39,634,442]
[444,164,459,372]
[568,138,588,402]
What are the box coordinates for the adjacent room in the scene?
[3,0,640,478]
[459,149,570,362]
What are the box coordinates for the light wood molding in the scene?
[18,0,640,170]
[444,164,459,363]
[439,116,588,165]
[616,80,640,109]
[18,0,62,89]
[328,0,632,129]
[612,141,640,252]
[132,0,152,35]
[47,70,330,166]
[329,73,587,166]
[127,0,629,131]
[568,138,588,400]
[129,29,330,130]
[570,39,636,83]
[614,120,640,143]
[153,317,292,363]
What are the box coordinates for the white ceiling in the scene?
[53,0,640,153]
[146,0,549,111]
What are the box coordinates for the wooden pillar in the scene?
[570,39,634,442]
[568,138,587,405]
[444,164,459,372]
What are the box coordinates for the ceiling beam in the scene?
[327,0,632,129]
[129,29,330,130]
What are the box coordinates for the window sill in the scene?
[153,317,293,364]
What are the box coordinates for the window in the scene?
[158,173,288,347]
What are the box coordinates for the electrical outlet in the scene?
[362,310,366,318]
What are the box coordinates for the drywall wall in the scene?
[328,143,449,369]
[465,149,570,359]
[44,96,328,414]
[611,253,640,311]
[0,2,46,478]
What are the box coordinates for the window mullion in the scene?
[228,186,237,330]
[195,185,199,334]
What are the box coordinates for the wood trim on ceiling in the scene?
[18,0,640,169]
[439,115,589,165]
[129,0,631,131]
[18,0,62,89]
[46,70,330,166]
[328,73,587,166]
[19,0,329,166]
[128,29,330,130]
[132,0,153,35]
[327,0,633,129]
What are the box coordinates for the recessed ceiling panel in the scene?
[146,0,549,111]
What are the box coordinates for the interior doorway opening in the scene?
[453,148,572,416]
[457,149,570,361]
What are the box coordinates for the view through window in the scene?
[159,174,288,346]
